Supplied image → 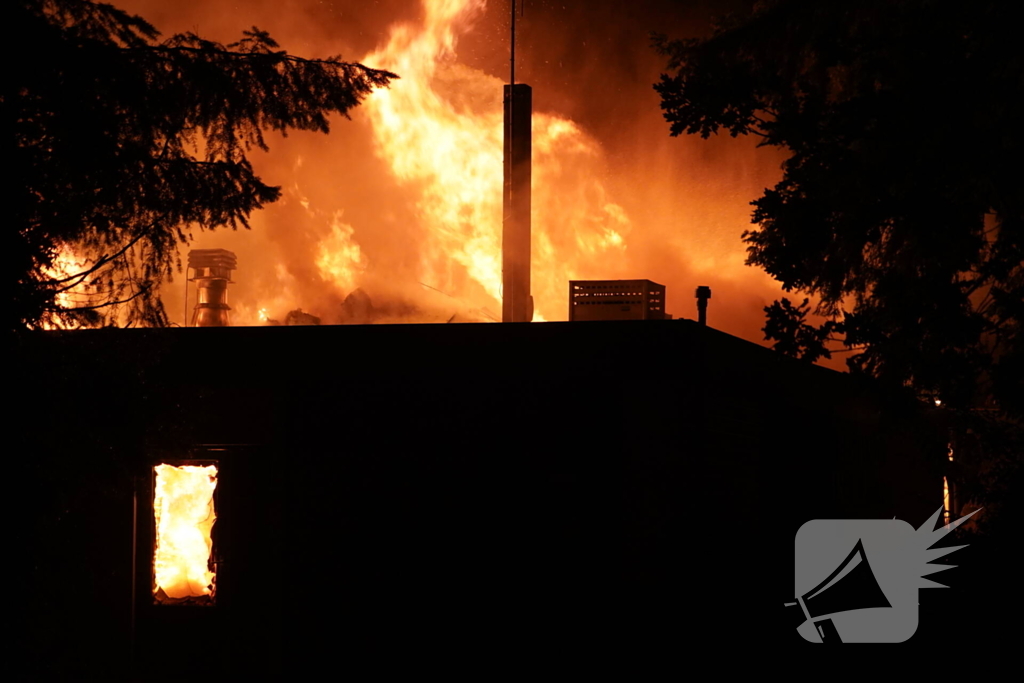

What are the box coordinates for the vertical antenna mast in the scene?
[509,0,515,175]
[510,0,516,85]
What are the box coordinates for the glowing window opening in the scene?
[943,476,950,526]
[153,463,218,605]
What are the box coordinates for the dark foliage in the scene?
[762,296,844,363]
[654,0,1022,530]
[653,0,1021,413]
[8,0,396,331]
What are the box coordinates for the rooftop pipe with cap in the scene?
[696,286,711,326]
[188,249,237,327]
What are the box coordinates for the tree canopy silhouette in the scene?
[9,0,396,331]
[653,0,1021,418]
[653,0,1022,534]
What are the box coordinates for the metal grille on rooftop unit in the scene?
[568,279,668,321]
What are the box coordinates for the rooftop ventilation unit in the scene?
[569,280,668,321]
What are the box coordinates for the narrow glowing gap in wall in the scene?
[943,476,950,526]
[153,463,218,605]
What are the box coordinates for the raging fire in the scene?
[356,0,631,322]
[201,0,636,326]
[153,464,218,603]
[37,245,97,329]
[143,0,797,347]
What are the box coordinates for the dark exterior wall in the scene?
[18,321,945,675]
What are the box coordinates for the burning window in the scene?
[153,464,218,604]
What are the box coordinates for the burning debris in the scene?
[259,287,497,326]
[284,309,322,326]
[152,464,218,605]
[340,288,374,324]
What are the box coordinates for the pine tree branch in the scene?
[50,281,153,312]
[124,42,396,76]
[45,228,150,290]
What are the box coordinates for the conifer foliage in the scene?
[9,0,396,330]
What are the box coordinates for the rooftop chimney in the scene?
[695,286,711,326]
[502,2,533,322]
[188,249,236,327]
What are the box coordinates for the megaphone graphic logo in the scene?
[786,508,978,643]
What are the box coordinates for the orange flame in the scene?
[326,0,633,321]
[36,246,93,329]
[153,464,218,602]
[316,213,367,293]
[142,0,813,353]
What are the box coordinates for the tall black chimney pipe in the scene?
[503,85,533,322]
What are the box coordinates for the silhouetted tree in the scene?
[762,297,844,364]
[654,0,1021,531]
[654,0,1020,411]
[9,0,396,331]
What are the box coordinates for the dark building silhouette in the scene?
[20,321,948,676]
